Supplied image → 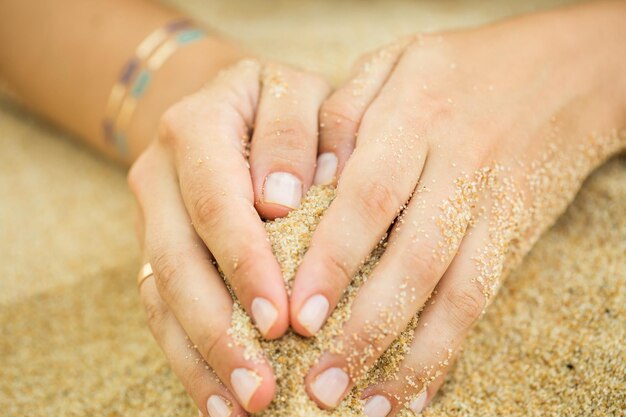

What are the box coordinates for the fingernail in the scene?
[313,153,338,185]
[409,390,428,414]
[251,297,278,336]
[297,294,330,334]
[230,368,262,408]
[206,395,231,417]
[310,367,350,408]
[363,395,392,417]
[198,410,204,417]
[263,172,302,208]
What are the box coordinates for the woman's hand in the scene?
[128,60,329,415]
[289,3,626,415]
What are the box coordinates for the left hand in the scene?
[288,2,626,415]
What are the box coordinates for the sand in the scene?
[1,0,625,416]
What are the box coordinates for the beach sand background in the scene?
[1,0,624,415]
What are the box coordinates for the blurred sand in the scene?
[1,0,624,415]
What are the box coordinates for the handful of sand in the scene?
[227,186,419,416]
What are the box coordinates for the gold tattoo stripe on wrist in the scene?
[102,19,206,158]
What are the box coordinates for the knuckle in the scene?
[141,291,169,333]
[229,58,262,75]
[200,328,229,366]
[422,95,454,125]
[229,245,264,290]
[451,137,493,168]
[320,98,361,134]
[185,362,209,396]
[351,40,403,74]
[442,285,485,330]
[237,57,262,69]
[193,189,227,232]
[268,148,309,169]
[257,119,312,167]
[319,247,353,289]
[222,58,261,86]
[158,100,227,150]
[354,179,402,228]
[151,250,185,300]
[403,246,439,286]
[349,326,395,361]
[353,50,377,71]
[399,41,424,63]
[157,105,184,147]
[363,96,401,124]
[261,118,310,150]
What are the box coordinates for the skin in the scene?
[292,2,626,414]
[2,0,625,416]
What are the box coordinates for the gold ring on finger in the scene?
[137,262,154,289]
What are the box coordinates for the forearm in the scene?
[0,0,246,163]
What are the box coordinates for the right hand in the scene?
[128,59,329,415]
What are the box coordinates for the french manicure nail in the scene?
[409,390,427,414]
[230,368,261,408]
[313,153,338,185]
[310,367,350,408]
[206,395,231,417]
[264,172,302,208]
[251,297,278,336]
[363,395,392,417]
[298,294,330,334]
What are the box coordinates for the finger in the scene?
[161,60,289,339]
[249,63,330,219]
[359,220,490,416]
[417,355,458,412]
[302,156,470,408]
[291,87,429,337]
[315,37,413,184]
[361,354,458,417]
[130,145,276,412]
[139,276,248,417]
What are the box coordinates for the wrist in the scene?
[126,35,247,161]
